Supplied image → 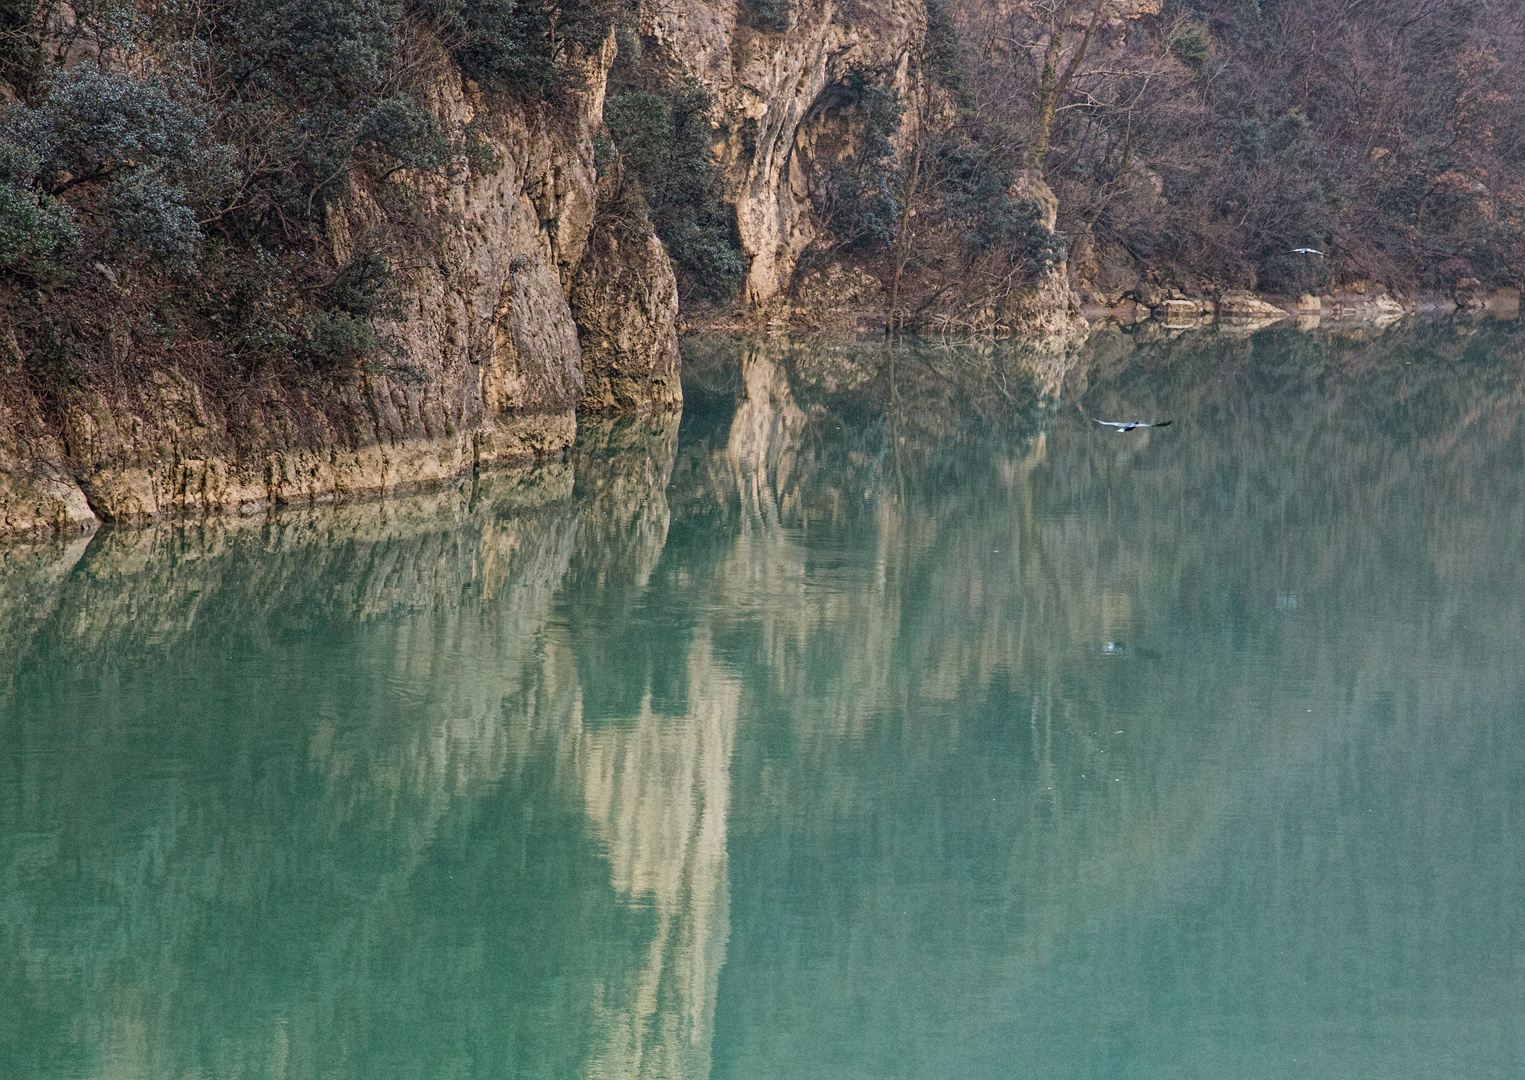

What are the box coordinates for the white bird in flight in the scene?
[1289,247,1326,256]
[1093,418,1173,432]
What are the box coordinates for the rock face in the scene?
[0,452,97,538]
[1215,291,1289,321]
[641,0,923,302]
[639,2,1092,338]
[366,45,606,426]
[61,379,579,528]
[0,393,97,537]
[1,36,687,536]
[571,226,684,414]
[999,172,1088,340]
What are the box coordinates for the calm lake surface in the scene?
[3,323,1524,1079]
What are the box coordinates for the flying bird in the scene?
[1093,418,1174,432]
[1289,247,1326,256]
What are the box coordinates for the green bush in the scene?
[737,0,793,34]
[0,0,44,97]
[663,220,748,300]
[357,96,454,177]
[604,91,671,184]
[924,0,972,112]
[1,68,215,272]
[415,0,624,96]
[10,68,207,188]
[189,244,398,379]
[221,0,401,104]
[1171,19,1211,72]
[0,0,662,388]
[930,136,1064,273]
[604,84,746,300]
[297,308,387,372]
[818,81,904,252]
[0,144,80,279]
[106,169,202,264]
[209,0,455,226]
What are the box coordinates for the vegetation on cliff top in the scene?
[0,0,621,409]
[3,0,1522,409]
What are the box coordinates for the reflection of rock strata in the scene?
[0,532,92,697]
[580,637,739,1080]
[0,419,684,862]
[0,426,695,1080]
[573,415,682,592]
[727,350,809,528]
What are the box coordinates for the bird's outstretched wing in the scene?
[1289,247,1326,256]
[1092,418,1174,429]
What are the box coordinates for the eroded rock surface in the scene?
[642,0,923,302]
[1,37,679,535]
[571,227,684,415]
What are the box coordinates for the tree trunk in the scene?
[1030,2,1103,170]
[889,127,924,335]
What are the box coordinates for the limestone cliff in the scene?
[1,35,686,538]
[634,0,1097,337]
[2,0,1099,541]
[2,0,923,539]
[571,226,684,414]
[641,0,925,302]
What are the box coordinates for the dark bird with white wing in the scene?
[1092,418,1174,432]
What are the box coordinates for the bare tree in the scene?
[1028,0,1106,169]
[888,110,925,334]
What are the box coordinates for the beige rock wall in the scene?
[642,0,925,301]
[571,226,684,414]
[638,0,1094,340]
[56,368,578,526]
[1,35,688,537]
[0,443,97,537]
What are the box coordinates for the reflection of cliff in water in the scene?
[0,415,734,1080]
[671,324,1525,756]
[676,326,1525,1077]
[579,636,738,1080]
[3,323,1525,1078]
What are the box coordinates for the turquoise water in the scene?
[3,324,1524,1079]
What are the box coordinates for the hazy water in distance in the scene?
[2,322,1524,1079]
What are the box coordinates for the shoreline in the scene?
[1080,286,1519,331]
[4,306,1522,542]
[684,285,1520,339]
